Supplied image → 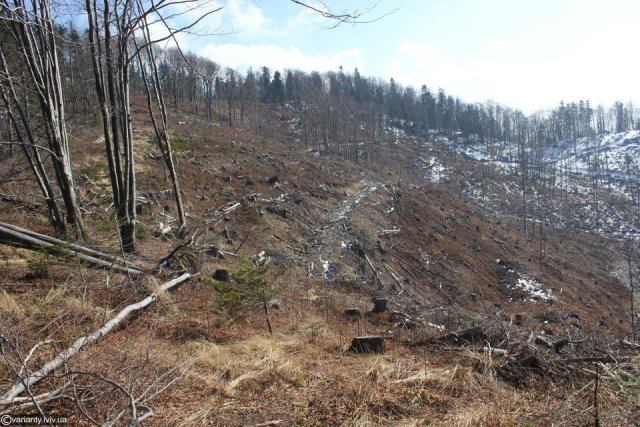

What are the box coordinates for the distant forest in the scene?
[1,7,638,248]
[3,22,639,151]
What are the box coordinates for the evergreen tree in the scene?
[259,66,271,103]
[270,70,285,104]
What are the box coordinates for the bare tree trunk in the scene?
[0,51,65,234]
[134,27,186,229]
[628,236,636,341]
[85,0,136,251]
[0,1,84,237]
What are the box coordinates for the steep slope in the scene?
[0,104,637,425]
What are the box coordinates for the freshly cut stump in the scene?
[348,335,386,354]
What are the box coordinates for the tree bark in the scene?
[0,223,143,275]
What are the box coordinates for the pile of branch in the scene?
[416,323,632,388]
[0,221,144,275]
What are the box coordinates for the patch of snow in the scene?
[257,251,270,264]
[320,257,330,280]
[514,274,553,302]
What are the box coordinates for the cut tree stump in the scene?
[371,297,388,313]
[348,335,386,354]
[344,308,362,318]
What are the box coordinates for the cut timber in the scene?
[0,223,143,275]
[365,254,384,287]
[348,336,386,354]
[371,297,388,313]
[483,347,509,357]
[0,221,142,272]
[222,202,241,214]
[0,273,191,406]
[379,228,401,236]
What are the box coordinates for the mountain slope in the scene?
[0,103,637,425]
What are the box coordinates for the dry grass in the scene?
[0,289,23,318]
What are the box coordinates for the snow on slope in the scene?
[418,131,640,237]
[554,131,640,176]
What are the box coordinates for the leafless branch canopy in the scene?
[289,0,398,28]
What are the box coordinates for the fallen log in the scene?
[379,228,401,236]
[0,221,142,271]
[0,273,191,405]
[365,254,384,287]
[483,347,509,357]
[621,340,640,349]
[0,223,143,275]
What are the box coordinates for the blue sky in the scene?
[164,0,640,112]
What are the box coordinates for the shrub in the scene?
[210,256,283,333]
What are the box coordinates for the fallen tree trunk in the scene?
[0,223,143,275]
[0,221,142,270]
[0,273,191,406]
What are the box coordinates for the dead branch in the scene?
[0,384,70,416]
[0,273,191,405]
[365,254,384,287]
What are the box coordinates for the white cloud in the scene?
[389,42,466,92]
[197,43,365,73]
[385,40,640,112]
[225,0,269,34]
[484,37,518,52]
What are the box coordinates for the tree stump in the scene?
[344,308,362,318]
[371,297,388,313]
[348,335,386,354]
[213,269,229,282]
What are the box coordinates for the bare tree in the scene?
[627,236,636,341]
[0,0,85,237]
[84,0,218,250]
[133,17,186,229]
[0,50,66,234]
